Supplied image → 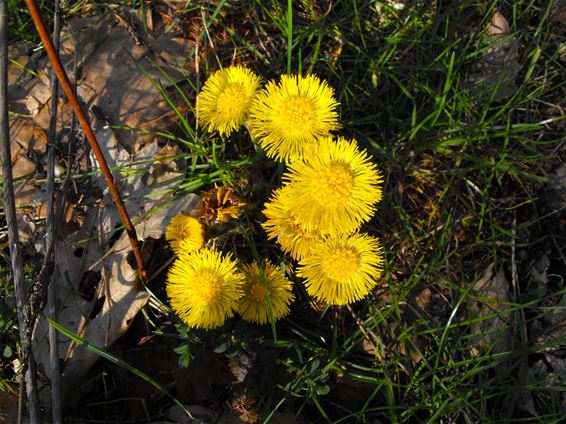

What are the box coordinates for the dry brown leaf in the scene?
[467,10,520,101]
[7,41,32,85]
[64,13,191,152]
[200,185,247,224]
[9,9,201,411]
[487,11,510,36]
[541,163,566,217]
[528,353,566,415]
[550,0,566,35]
[0,391,18,424]
[229,353,255,383]
[467,263,512,356]
[32,138,196,409]
[3,10,193,233]
[415,287,432,310]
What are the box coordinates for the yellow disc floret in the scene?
[237,261,294,324]
[167,248,245,329]
[298,233,384,305]
[262,186,323,261]
[311,163,354,207]
[197,66,262,136]
[248,74,339,162]
[165,214,205,255]
[283,137,383,237]
[321,248,360,282]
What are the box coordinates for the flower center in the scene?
[280,95,316,136]
[321,247,360,281]
[250,282,269,303]
[181,221,194,239]
[197,270,222,305]
[216,83,247,118]
[312,163,354,207]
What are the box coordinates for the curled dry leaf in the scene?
[200,185,247,225]
[486,10,510,36]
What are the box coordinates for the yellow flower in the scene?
[237,261,294,324]
[283,137,383,237]
[167,248,245,329]
[197,66,262,136]
[248,74,339,162]
[166,214,205,255]
[298,233,384,305]
[261,186,322,261]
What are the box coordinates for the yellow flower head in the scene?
[283,137,383,237]
[298,233,384,305]
[197,66,262,136]
[237,261,295,324]
[262,186,322,261]
[248,74,339,162]
[166,214,205,255]
[167,248,245,329]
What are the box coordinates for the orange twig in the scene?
[24,0,147,283]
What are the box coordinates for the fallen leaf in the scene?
[466,10,520,101]
[550,0,566,35]
[14,10,202,411]
[201,185,247,225]
[415,287,432,310]
[7,41,32,85]
[467,263,512,356]
[540,163,566,218]
[486,10,510,36]
[0,391,18,424]
[527,353,566,415]
[229,353,255,383]
[3,9,194,235]
[64,13,192,152]
[32,138,196,409]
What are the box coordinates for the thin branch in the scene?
[23,0,148,284]
[0,1,41,422]
[45,0,62,421]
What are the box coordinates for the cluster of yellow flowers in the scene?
[165,65,384,329]
[166,215,294,329]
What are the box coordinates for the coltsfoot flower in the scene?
[262,186,322,261]
[197,66,262,136]
[167,248,245,329]
[283,137,383,237]
[248,74,339,162]
[298,233,384,305]
[165,214,205,255]
[237,261,294,324]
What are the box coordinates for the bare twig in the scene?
[23,0,148,284]
[45,0,62,421]
[0,1,41,422]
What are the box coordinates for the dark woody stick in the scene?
[0,1,41,421]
